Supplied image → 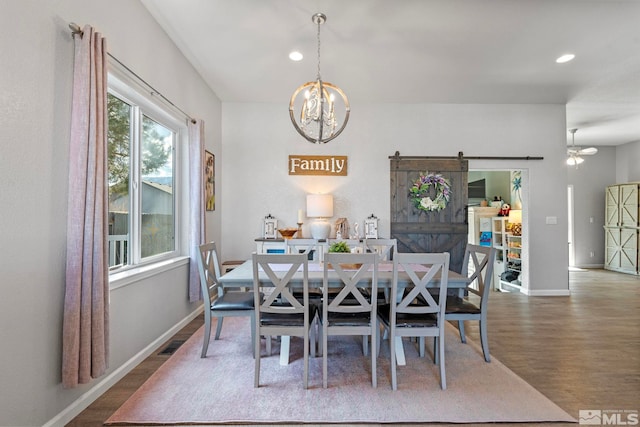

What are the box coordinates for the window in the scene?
[107,70,187,275]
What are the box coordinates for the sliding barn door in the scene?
[390,157,468,273]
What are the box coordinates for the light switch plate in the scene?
[545,216,558,225]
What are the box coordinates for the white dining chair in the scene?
[444,244,496,362]
[321,252,379,388]
[286,238,323,262]
[286,238,323,355]
[364,238,397,261]
[197,242,256,358]
[379,252,450,390]
[326,238,365,254]
[252,253,312,388]
[364,238,397,304]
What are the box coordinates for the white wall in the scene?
[221,102,570,296]
[566,140,639,268]
[567,146,617,267]
[0,1,221,426]
[616,140,640,183]
[468,171,512,205]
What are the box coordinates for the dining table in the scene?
[218,259,470,366]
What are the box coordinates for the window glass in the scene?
[107,93,131,269]
[141,115,174,258]
[107,86,182,273]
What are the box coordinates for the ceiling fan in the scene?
[567,128,598,166]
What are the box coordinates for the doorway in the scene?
[468,169,528,293]
[567,185,575,267]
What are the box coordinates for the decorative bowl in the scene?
[277,228,298,239]
[327,263,363,270]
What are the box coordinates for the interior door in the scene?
[390,157,469,273]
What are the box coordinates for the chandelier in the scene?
[289,13,350,144]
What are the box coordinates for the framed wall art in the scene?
[205,150,215,211]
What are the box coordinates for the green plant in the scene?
[328,241,351,253]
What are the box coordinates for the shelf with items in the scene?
[468,206,500,246]
[500,233,523,292]
[506,239,521,272]
[490,216,509,290]
[491,217,508,252]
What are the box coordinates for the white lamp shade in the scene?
[306,194,333,218]
[508,209,522,224]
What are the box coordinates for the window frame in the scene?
[107,63,189,287]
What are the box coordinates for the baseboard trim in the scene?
[44,307,203,427]
[574,263,604,269]
[524,288,571,297]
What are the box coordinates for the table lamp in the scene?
[508,209,522,236]
[306,194,333,240]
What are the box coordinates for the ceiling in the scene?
[141,0,640,147]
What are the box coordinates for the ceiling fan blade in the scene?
[578,147,598,155]
[567,146,598,156]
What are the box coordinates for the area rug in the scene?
[106,317,575,425]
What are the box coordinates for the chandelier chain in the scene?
[316,17,322,80]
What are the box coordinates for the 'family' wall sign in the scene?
[288,155,348,176]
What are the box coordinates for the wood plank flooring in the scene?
[67,268,639,426]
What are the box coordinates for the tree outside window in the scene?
[107,92,175,269]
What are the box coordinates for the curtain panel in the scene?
[189,120,206,302]
[62,25,109,388]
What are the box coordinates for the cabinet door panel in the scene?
[604,228,621,269]
[605,185,620,227]
[620,229,638,270]
[620,184,639,227]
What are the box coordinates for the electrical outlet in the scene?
[590,251,595,257]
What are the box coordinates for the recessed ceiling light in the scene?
[556,54,575,64]
[289,51,303,61]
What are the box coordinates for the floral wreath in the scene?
[409,172,452,212]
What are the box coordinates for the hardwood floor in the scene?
[67,268,639,426]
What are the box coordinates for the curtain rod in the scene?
[68,23,196,125]
[389,151,544,161]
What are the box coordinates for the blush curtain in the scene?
[62,25,109,388]
[189,119,206,302]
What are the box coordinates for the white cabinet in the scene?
[604,183,640,275]
[501,234,523,291]
[255,239,327,261]
[492,216,523,292]
[491,216,508,257]
[606,183,639,228]
[255,239,286,254]
[493,258,504,293]
[468,207,499,245]
[604,227,639,274]
[491,217,508,291]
